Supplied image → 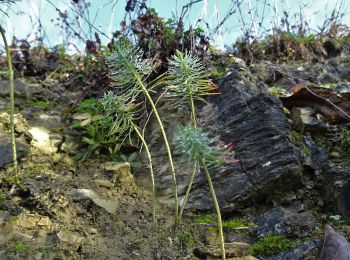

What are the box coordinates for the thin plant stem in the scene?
[179,159,197,219]
[133,124,156,228]
[138,81,179,223]
[0,26,18,183]
[117,52,179,223]
[200,158,225,260]
[179,82,197,221]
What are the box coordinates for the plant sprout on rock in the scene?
[167,50,218,220]
[174,125,233,260]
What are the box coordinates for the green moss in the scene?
[25,100,50,109]
[222,219,256,229]
[195,214,255,229]
[291,130,311,157]
[291,130,303,145]
[5,240,29,258]
[249,235,296,257]
[195,214,216,224]
[268,87,286,97]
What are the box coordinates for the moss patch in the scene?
[25,100,50,109]
[249,235,296,257]
[268,87,286,97]
[195,214,255,229]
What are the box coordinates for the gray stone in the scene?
[0,134,28,168]
[290,107,328,132]
[28,127,63,155]
[57,230,85,245]
[255,202,315,238]
[0,113,29,133]
[71,189,118,215]
[0,221,14,245]
[302,135,329,175]
[0,79,35,99]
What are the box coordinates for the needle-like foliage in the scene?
[106,38,180,223]
[174,125,230,169]
[167,51,219,221]
[167,50,218,111]
[106,38,153,98]
[174,125,228,259]
[101,91,136,137]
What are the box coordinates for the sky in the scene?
[1,0,349,51]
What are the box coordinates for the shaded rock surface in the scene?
[322,160,350,222]
[184,70,302,211]
[255,202,315,238]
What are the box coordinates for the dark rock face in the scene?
[255,202,315,238]
[147,68,303,212]
[184,70,303,211]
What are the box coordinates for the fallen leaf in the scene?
[281,85,350,123]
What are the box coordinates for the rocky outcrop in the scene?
[183,70,303,211]
[148,67,303,212]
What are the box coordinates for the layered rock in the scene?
[186,70,303,211]
[149,68,303,212]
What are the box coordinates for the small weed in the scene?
[249,235,296,257]
[5,241,29,259]
[327,214,346,228]
[112,152,142,170]
[178,231,196,248]
[7,216,18,223]
[313,134,333,150]
[131,236,147,250]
